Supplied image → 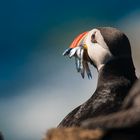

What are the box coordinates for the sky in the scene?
[0,0,140,140]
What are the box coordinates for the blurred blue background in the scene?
[0,0,140,140]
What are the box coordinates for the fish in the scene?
[63,46,92,79]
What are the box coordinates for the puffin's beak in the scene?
[63,31,88,56]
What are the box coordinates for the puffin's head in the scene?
[63,27,132,78]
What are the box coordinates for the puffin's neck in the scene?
[97,57,137,88]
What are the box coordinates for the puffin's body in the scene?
[58,27,137,127]
[81,79,140,140]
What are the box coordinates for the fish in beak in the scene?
[63,32,92,79]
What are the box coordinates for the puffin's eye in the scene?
[91,33,97,43]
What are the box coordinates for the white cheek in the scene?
[87,43,113,70]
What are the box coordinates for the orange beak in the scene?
[69,31,88,48]
[63,31,88,56]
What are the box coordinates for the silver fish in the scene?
[63,48,72,56]
[83,61,92,79]
[63,47,92,79]
[75,57,80,72]
[69,47,77,58]
[79,48,85,78]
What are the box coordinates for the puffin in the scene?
[58,27,137,127]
